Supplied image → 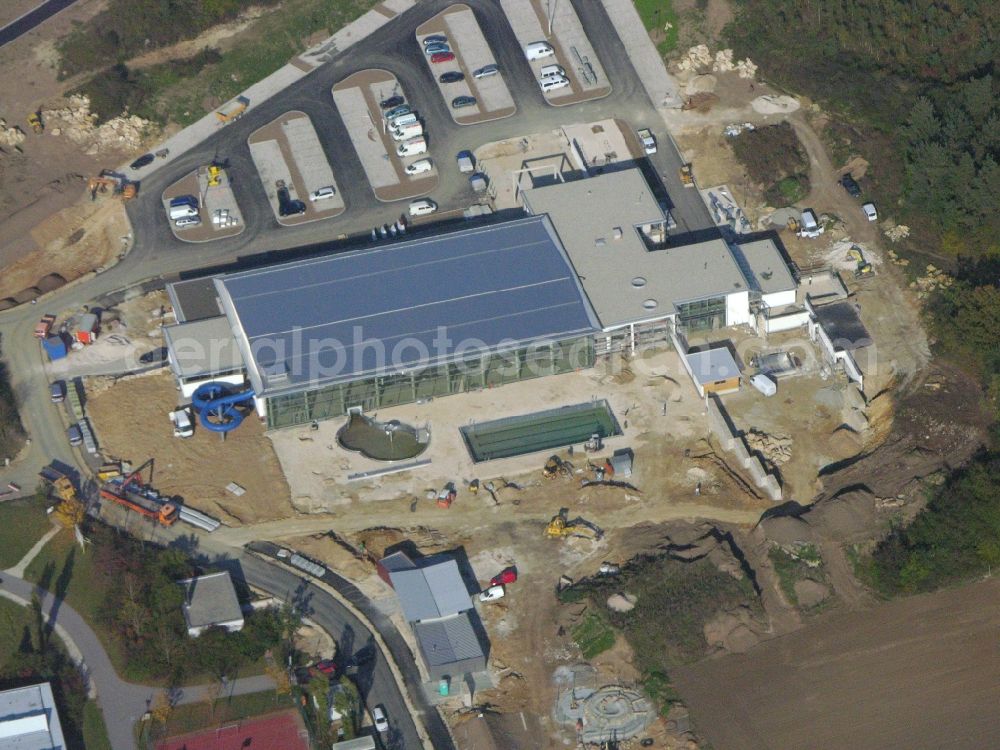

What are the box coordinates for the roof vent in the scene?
[643,298,658,310]
[613,227,623,240]
[631,277,647,288]
[261,361,288,382]
[595,237,606,247]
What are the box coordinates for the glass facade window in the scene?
[676,297,726,332]
[264,336,595,430]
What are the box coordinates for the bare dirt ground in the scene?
[673,577,1000,750]
[85,370,294,524]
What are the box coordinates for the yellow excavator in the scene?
[847,245,873,277]
[27,112,43,134]
[206,165,222,187]
[545,509,603,540]
[543,454,573,479]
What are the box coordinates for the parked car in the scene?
[479,585,505,602]
[397,137,427,157]
[423,34,448,46]
[598,562,621,576]
[408,198,437,216]
[524,41,554,61]
[839,173,862,198]
[424,43,451,56]
[405,158,433,175]
[539,63,566,79]
[371,705,390,734]
[309,186,337,202]
[383,104,412,120]
[49,381,65,403]
[451,95,476,109]
[473,64,499,79]
[430,52,455,64]
[456,150,475,173]
[309,659,338,679]
[67,424,83,447]
[379,95,405,110]
[277,186,306,217]
[539,75,570,93]
[490,567,517,587]
[439,70,465,83]
[861,202,878,221]
[174,216,201,228]
[130,153,154,170]
[139,347,168,365]
[387,112,418,128]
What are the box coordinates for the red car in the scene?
[309,659,338,679]
[430,52,456,64]
[490,567,517,587]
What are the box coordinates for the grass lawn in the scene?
[0,495,54,569]
[0,596,32,658]
[633,0,679,56]
[572,612,616,659]
[141,690,296,743]
[83,701,113,750]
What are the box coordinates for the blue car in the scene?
[424,43,451,56]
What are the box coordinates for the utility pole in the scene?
[546,0,558,35]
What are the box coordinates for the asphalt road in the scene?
[0,0,78,48]
[0,0,720,743]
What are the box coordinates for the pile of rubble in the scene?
[677,45,757,79]
[41,95,153,155]
[0,120,26,147]
[908,264,954,299]
[745,429,792,466]
[883,224,910,242]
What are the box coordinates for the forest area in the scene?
[725,0,1000,591]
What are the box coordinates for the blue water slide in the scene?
[191,382,256,433]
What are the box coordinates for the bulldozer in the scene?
[27,112,43,134]
[544,509,603,540]
[543,454,573,479]
[88,170,137,201]
[679,163,694,188]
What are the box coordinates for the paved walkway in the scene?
[5,524,60,578]
[0,571,274,750]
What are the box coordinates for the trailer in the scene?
[215,96,250,124]
[637,128,657,155]
[100,459,177,526]
[34,314,56,338]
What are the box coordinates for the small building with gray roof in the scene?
[178,571,245,637]
[0,683,65,750]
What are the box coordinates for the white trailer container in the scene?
[750,373,777,397]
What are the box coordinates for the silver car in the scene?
[473,64,499,79]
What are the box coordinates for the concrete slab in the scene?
[161,167,245,243]
[332,69,439,203]
[499,0,612,106]
[416,5,516,125]
[248,111,344,226]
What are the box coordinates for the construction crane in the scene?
[544,509,603,540]
[87,170,137,201]
[99,458,177,526]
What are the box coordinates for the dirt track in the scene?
[673,577,1000,750]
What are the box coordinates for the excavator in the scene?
[27,112,43,134]
[847,245,874,277]
[87,169,137,201]
[543,454,574,479]
[544,508,603,540]
[206,164,222,187]
[679,163,694,188]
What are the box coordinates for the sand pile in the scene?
[42,95,154,155]
[0,120,26,147]
[677,46,757,79]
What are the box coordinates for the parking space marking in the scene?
[332,69,438,202]
[281,117,340,197]
[499,0,612,105]
[416,4,516,125]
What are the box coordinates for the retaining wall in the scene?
[706,394,782,502]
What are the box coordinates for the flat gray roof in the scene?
[414,613,485,667]
[686,347,741,385]
[389,559,471,622]
[0,683,65,750]
[163,316,245,379]
[179,571,243,630]
[813,301,872,351]
[168,276,222,323]
[731,238,796,296]
[522,170,748,329]
[214,216,601,397]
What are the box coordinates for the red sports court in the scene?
[155,709,309,750]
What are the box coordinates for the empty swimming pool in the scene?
[460,401,621,462]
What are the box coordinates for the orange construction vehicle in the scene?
[99,458,176,526]
[87,170,137,201]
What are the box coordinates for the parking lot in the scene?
[331,69,439,202]
[248,111,345,226]
[416,4,516,125]
[500,0,611,105]
[161,166,245,242]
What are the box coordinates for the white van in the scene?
[405,158,433,175]
[387,112,417,128]
[524,41,554,61]
[408,198,437,216]
[391,122,424,141]
[539,75,570,93]
[397,137,427,157]
[539,63,565,79]
[169,204,199,220]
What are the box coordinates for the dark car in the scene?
[130,153,155,170]
[431,52,455,64]
[439,71,465,83]
[423,34,448,46]
[839,173,862,198]
[451,95,477,109]
[139,347,168,365]
[424,43,451,56]
[379,95,405,110]
[277,186,307,217]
